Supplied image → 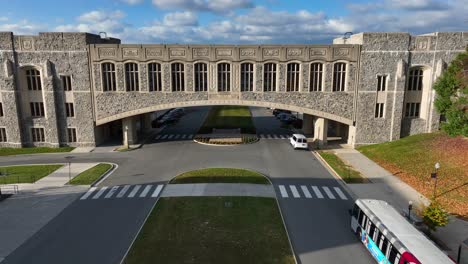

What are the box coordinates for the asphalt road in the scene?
[1,106,374,264]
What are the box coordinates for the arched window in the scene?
[407,68,423,91]
[194,63,208,92]
[310,63,323,92]
[148,63,162,92]
[287,63,300,92]
[171,63,185,92]
[25,68,42,91]
[102,63,116,91]
[125,63,139,91]
[240,63,254,92]
[263,63,276,92]
[218,63,231,92]
[332,62,346,92]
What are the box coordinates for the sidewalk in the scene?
[161,183,275,198]
[332,148,468,259]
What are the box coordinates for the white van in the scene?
[290,134,308,149]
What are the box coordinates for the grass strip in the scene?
[0,147,74,156]
[198,105,256,134]
[318,151,367,183]
[0,164,63,184]
[170,168,270,184]
[68,163,113,185]
[124,196,294,264]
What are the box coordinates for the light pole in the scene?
[408,200,413,221]
[431,162,440,200]
[65,156,74,182]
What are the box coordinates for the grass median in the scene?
[170,168,270,184]
[198,105,256,134]
[0,164,63,184]
[318,151,367,183]
[0,147,74,156]
[68,163,112,185]
[124,196,294,264]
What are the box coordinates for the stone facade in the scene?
[0,31,466,147]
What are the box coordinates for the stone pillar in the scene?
[347,125,356,147]
[141,113,153,132]
[314,117,328,147]
[302,114,313,135]
[122,116,138,146]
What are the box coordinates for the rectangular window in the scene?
[125,63,139,91]
[31,128,45,142]
[0,128,6,142]
[287,63,300,92]
[377,75,387,91]
[194,63,208,92]
[333,63,346,91]
[148,63,162,92]
[67,128,77,143]
[263,63,277,92]
[65,103,74,117]
[171,63,185,92]
[405,102,420,118]
[240,63,254,92]
[310,63,323,91]
[30,102,45,117]
[375,103,384,118]
[217,63,231,92]
[408,69,423,91]
[61,75,72,91]
[26,69,42,90]
[102,63,116,91]
[0,102,3,117]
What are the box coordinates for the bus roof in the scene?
[356,199,453,264]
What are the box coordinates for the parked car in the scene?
[164,115,179,125]
[289,134,308,150]
[273,109,291,117]
[277,113,296,122]
[169,108,185,118]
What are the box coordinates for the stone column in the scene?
[347,125,356,147]
[302,114,313,135]
[314,117,328,147]
[122,116,138,146]
[141,113,153,132]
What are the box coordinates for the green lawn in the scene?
[68,163,113,185]
[0,164,63,184]
[0,147,74,156]
[198,106,256,134]
[170,168,270,184]
[124,196,294,264]
[318,151,367,183]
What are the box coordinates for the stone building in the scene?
[0,31,466,148]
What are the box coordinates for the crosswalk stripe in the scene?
[278,185,288,198]
[261,134,267,138]
[181,134,187,139]
[289,185,300,198]
[151,184,163,197]
[155,135,162,140]
[167,135,174,139]
[334,187,348,200]
[322,187,336,199]
[104,186,120,199]
[128,185,142,198]
[279,135,286,139]
[92,187,108,199]
[271,134,278,139]
[311,186,324,199]
[116,185,130,198]
[80,187,97,200]
[140,185,152,198]
[300,185,312,198]
[188,134,194,139]
[161,135,168,139]
[174,134,181,139]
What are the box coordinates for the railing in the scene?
[0,184,19,196]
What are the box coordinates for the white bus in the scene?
[350,199,453,264]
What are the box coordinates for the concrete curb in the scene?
[192,137,259,147]
[91,163,119,187]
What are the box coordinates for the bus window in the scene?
[352,205,359,218]
[358,210,365,226]
[388,246,400,264]
[368,222,376,239]
[379,235,389,256]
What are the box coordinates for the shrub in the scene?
[422,201,450,232]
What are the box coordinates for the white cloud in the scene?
[388,0,449,10]
[0,17,8,22]
[151,0,254,13]
[0,19,47,35]
[119,0,144,5]
[163,11,198,26]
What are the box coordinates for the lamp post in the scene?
[431,162,440,200]
[408,200,413,221]
[65,156,74,183]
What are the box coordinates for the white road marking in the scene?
[161,135,168,139]
[128,185,142,198]
[140,185,152,198]
[279,135,286,139]
[151,185,163,197]
[334,187,348,200]
[167,135,174,139]
[104,186,120,199]
[181,134,187,139]
[278,185,288,198]
[92,186,108,199]
[155,135,162,140]
[80,187,97,200]
[301,185,312,198]
[174,134,181,139]
[116,185,130,198]
[311,186,324,199]
[187,134,194,139]
[289,185,300,198]
[322,187,336,199]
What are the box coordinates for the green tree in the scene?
[422,201,450,232]
[433,48,468,136]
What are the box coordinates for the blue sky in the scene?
[1,0,467,43]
